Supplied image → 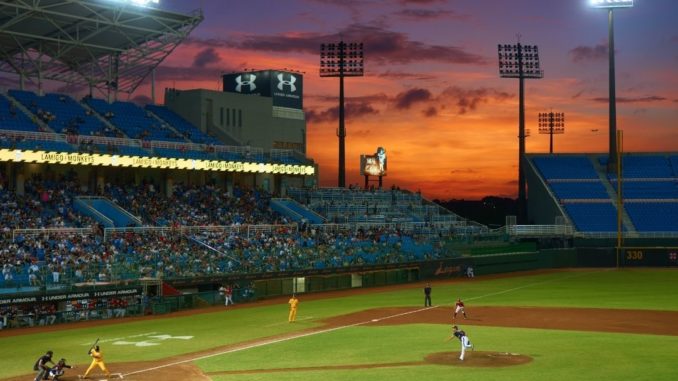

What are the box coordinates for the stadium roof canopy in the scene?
[0,0,203,94]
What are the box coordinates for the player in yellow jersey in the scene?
[288,294,299,322]
[81,345,110,379]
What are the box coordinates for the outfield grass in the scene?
[1,268,676,380]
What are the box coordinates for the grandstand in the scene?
[0,0,473,305]
[526,153,678,235]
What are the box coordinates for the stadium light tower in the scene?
[538,111,565,154]
[498,39,543,222]
[589,0,634,172]
[320,41,364,188]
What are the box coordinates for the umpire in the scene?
[424,283,432,306]
[33,350,54,381]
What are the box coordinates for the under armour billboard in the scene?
[223,70,303,109]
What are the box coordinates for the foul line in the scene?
[122,269,602,378]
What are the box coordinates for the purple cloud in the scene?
[569,43,608,63]
[306,102,380,123]
[393,9,469,21]
[193,48,221,68]
[440,86,513,114]
[422,106,438,117]
[187,23,487,66]
[394,88,433,109]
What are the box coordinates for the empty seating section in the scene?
[532,156,598,179]
[549,182,608,199]
[0,94,39,131]
[85,98,185,142]
[612,181,678,199]
[615,155,672,178]
[562,203,618,232]
[146,105,220,145]
[9,90,112,137]
[532,154,678,233]
[625,203,678,232]
[670,156,678,176]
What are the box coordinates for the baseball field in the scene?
[2,268,677,381]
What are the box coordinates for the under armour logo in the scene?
[235,74,256,92]
[277,73,296,92]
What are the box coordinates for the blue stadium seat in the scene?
[146,105,221,145]
[625,203,678,232]
[563,203,618,232]
[549,182,609,199]
[8,90,113,137]
[612,181,678,199]
[0,93,39,132]
[85,98,185,143]
[532,156,598,179]
[602,155,673,179]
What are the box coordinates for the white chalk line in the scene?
[122,269,602,378]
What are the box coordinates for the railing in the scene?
[12,227,95,241]
[103,223,298,241]
[574,231,678,239]
[507,224,574,237]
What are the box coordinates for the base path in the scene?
[328,306,678,336]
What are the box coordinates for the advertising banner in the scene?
[0,149,315,176]
[0,287,142,306]
[223,70,303,109]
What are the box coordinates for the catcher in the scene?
[48,358,74,380]
[81,345,111,379]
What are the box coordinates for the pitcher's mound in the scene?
[425,351,533,367]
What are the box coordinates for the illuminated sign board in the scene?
[0,149,315,176]
[360,147,387,176]
[223,70,303,109]
[590,0,633,8]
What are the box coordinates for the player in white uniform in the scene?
[448,325,474,360]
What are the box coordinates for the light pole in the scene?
[589,0,633,172]
[320,42,364,188]
[538,111,565,154]
[498,40,543,222]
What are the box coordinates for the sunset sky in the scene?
[13,0,678,200]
